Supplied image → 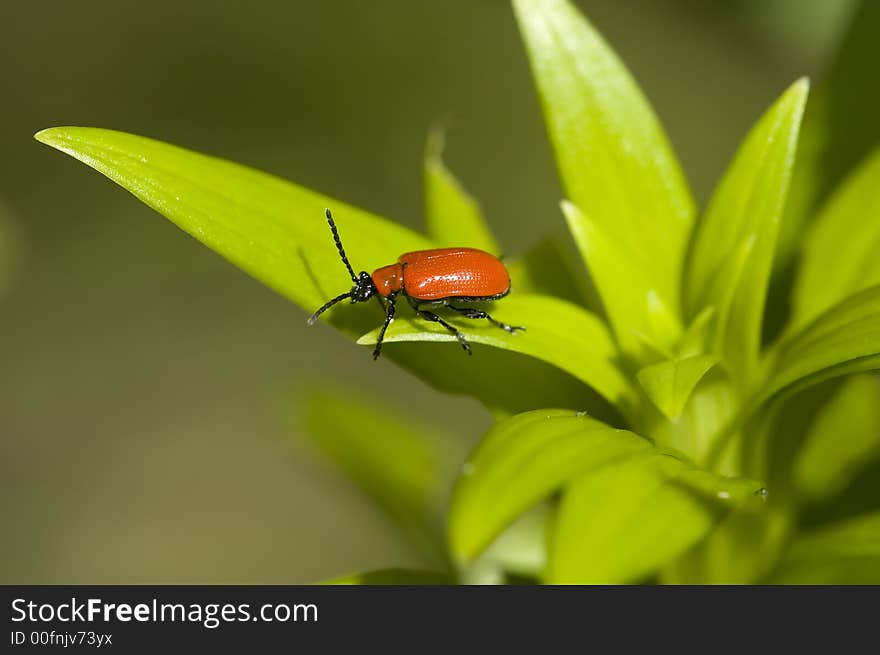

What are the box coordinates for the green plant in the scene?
[36,0,880,583]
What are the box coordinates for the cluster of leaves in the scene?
[37,0,880,583]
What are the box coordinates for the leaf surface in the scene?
[637,354,718,419]
[548,454,763,583]
[764,285,880,402]
[447,409,652,563]
[685,80,808,385]
[794,148,880,325]
[357,293,636,416]
[35,127,601,417]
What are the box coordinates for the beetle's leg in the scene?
[444,303,525,334]
[418,310,472,355]
[409,299,471,355]
[373,294,396,360]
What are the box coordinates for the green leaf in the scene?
[636,310,733,466]
[357,294,638,417]
[698,237,756,360]
[758,380,838,495]
[792,375,880,503]
[561,201,681,361]
[33,127,595,418]
[447,410,653,564]
[548,454,764,583]
[460,504,550,584]
[677,307,716,359]
[448,406,761,576]
[647,367,738,468]
[778,1,880,269]
[685,79,809,385]
[423,127,500,253]
[793,148,880,326]
[764,284,880,402]
[34,127,431,329]
[513,0,694,357]
[302,389,457,567]
[389,342,621,423]
[663,499,792,584]
[637,354,718,420]
[323,568,452,585]
[768,511,880,583]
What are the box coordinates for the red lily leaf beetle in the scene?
[308,208,524,359]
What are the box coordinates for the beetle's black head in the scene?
[350,271,376,303]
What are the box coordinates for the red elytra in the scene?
[371,248,511,300]
[308,209,524,359]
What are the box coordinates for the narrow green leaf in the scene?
[702,236,756,360]
[548,454,764,583]
[792,375,880,503]
[752,381,835,494]
[632,311,734,468]
[33,127,593,418]
[513,0,694,354]
[677,307,716,359]
[663,499,792,584]
[768,511,880,583]
[561,201,681,360]
[764,284,880,402]
[793,148,880,326]
[647,367,738,468]
[778,1,880,269]
[390,342,621,423]
[637,354,718,420]
[460,505,550,584]
[423,127,499,253]
[357,294,637,417]
[447,410,653,564]
[34,127,431,328]
[303,389,457,567]
[685,79,809,385]
[323,568,452,585]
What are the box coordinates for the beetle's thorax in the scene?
[371,263,404,298]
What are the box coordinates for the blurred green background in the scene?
[0,0,857,583]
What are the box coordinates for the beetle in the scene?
[307,208,524,359]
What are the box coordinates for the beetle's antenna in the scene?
[325,208,357,283]
[307,291,352,325]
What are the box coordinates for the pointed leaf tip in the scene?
[685,78,808,385]
[31,126,432,319]
[637,354,718,419]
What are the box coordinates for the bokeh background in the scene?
[0,0,859,582]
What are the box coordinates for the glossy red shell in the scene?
[371,248,510,300]
[372,263,404,297]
